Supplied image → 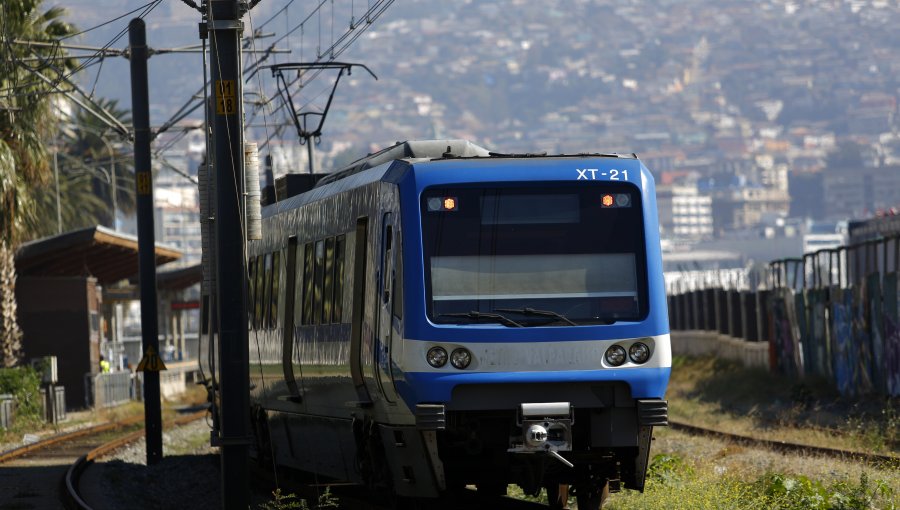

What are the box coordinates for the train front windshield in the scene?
[421,184,649,326]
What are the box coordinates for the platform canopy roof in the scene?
[15,225,181,285]
[156,263,202,291]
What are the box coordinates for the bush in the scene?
[755,472,895,510]
[646,453,694,486]
[0,365,44,430]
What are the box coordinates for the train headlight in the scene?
[450,348,472,369]
[604,345,627,367]
[426,346,448,368]
[629,342,651,364]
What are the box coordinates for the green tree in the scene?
[0,0,75,366]
[30,99,135,236]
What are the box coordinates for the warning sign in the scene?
[136,346,167,372]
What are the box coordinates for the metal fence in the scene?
[0,394,13,430]
[668,265,900,397]
[84,372,135,408]
[39,386,66,424]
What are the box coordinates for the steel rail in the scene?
[668,419,900,469]
[0,414,145,464]
[64,409,208,510]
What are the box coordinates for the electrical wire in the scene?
[61,1,160,40]
[254,0,299,32]
[3,1,162,136]
[249,0,394,150]
[32,0,163,105]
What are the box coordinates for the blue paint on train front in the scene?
[395,157,668,335]
[387,156,670,410]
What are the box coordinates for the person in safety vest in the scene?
[99,355,110,373]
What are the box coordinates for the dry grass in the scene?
[605,427,899,509]
[0,381,209,450]
[510,354,900,509]
[667,356,899,456]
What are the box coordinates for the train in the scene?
[241,139,670,509]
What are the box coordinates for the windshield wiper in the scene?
[494,307,579,326]
[438,311,523,327]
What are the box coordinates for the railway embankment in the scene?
[669,332,897,456]
[600,344,898,510]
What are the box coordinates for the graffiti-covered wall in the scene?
[668,272,900,397]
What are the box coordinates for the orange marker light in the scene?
[601,194,615,207]
[443,197,457,210]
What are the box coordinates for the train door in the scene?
[375,212,400,403]
[350,217,373,404]
[282,236,302,402]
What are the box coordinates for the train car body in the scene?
[246,140,670,507]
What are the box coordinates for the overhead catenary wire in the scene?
[60,1,160,40]
[10,0,393,185]
[3,1,163,135]
[155,0,393,149]
[248,0,394,151]
[21,0,163,104]
[246,7,275,190]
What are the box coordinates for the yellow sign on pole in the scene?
[215,79,236,115]
[136,171,152,195]
[136,346,167,372]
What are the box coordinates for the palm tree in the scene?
[29,99,136,236]
[64,99,136,229]
[0,0,75,366]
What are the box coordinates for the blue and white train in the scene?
[245,140,670,509]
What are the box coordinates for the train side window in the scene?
[271,251,281,329]
[323,237,335,324]
[263,253,273,329]
[314,240,325,324]
[333,234,346,323]
[302,243,314,325]
[248,256,257,329]
[382,220,393,304]
[254,254,264,328]
[293,239,304,324]
[392,233,402,320]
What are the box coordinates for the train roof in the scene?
[314,139,637,188]
[266,140,641,210]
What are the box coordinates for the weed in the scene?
[646,453,693,486]
[758,473,830,509]
[257,488,340,510]
[258,489,307,510]
[755,471,896,510]
[316,487,340,509]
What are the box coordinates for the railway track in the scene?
[0,408,207,510]
[0,415,147,510]
[64,408,208,510]
[668,419,900,469]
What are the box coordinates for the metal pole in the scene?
[129,18,163,466]
[96,135,118,229]
[105,137,117,230]
[265,153,275,191]
[54,149,61,234]
[208,1,250,508]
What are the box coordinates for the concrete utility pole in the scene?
[128,18,163,466]
[207,1,250,508]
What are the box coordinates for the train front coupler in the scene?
[507,402,574,468]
